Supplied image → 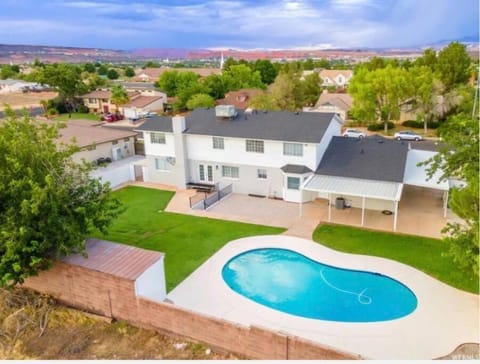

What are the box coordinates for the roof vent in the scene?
[215,105,236,118]
[245,107,253,114]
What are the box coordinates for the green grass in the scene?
[55,113,101,121]
[93,186,285,291]
[313,224,479,293]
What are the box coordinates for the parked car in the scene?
[394,130,424,141]
[104,113,124,122]
[342,128,366,138]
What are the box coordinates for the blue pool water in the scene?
[222,248,417,322]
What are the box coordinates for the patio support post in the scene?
[361,196,365,226]
[393,200,399,232]
[299,189,304,217]
[328,193,332,222]
[443,190,448,218]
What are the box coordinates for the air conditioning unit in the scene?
[166,157,176,165]
[112,147,122,161]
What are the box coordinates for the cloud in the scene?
[0,0,476,49]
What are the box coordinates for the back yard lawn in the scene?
[93,186,285,292]
[313,224,479,294]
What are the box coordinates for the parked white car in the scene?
[342,128,366,138]
[394,130,424,141]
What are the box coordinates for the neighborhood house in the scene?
[136,106,448,231]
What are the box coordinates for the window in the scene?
[150,132,166,144]
[155,157,171,171]
[124,137,130,142]
[257,169,267,179]
[287,176,300,190]
[212,137,224,150]
[222,165,239,178]
[112,140,118,145]
[246,139,264,153]
[87,144,96,151]
[283,142,303,156]
[88,98,96,103]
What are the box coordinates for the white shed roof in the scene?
[403,149,449,191]
[302,175,403,201]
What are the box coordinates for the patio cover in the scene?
[302,174,403,201]
[403,149,449,190]
[301,174,403,231]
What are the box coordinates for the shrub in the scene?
[402,120,440,129]
[76,105,89,113]
[367,122,395,131]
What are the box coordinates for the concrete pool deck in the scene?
[166,235,480,360]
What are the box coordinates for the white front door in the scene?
[198,164,213,183]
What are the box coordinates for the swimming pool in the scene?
[222,248,417,322]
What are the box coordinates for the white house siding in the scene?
[143,132,176,156]
[315,115,343,167]
[187,160,284,197]
[90,155,145,189]
[72,137,135,164]
[186,134,319,171]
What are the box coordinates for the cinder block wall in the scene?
[23,262,359,360]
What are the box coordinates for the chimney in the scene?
[172,115,188,188]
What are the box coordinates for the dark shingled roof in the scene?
[281,164,313,174]
[315,135,409,183]
[135,115,173,133]
[62,238,164,280]
[136,108,338,143]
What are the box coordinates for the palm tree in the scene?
[110,85,129,115]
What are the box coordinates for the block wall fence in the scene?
[23,262,359,360]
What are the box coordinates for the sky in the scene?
[0,0,478,50]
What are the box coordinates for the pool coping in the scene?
[166,235,480,359]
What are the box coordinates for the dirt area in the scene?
[0,92,57,111]
[0,288,242,360]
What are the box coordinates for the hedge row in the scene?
[402,120,440,129]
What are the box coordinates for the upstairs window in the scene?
[283,142,303,156]
[246,139,264,153]
[150,132,166,144]
[212,137,224,150]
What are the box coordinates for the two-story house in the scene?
[136,106,344,202]
[319,69,353,88]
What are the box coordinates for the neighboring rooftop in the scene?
[314,90,353,111]
[137,108,340,144]
[62,238,164,280]
[216,89,263,109]
[134,67,222,81]
[57,121,137,148]
[81,90,139,99]
[118,82,156,91]
[315,135,409,183]
[319,69,353,79]
[124,95,164,108]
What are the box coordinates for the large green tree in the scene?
[349,65,412,132]
[202,74,227,99]
[38,63,88,113]
[0,109,121,287]
[186,93,215,110]
[435,42,471,91]
[423,113,479,276]
[222,64,265,91]
[253,59,278,85]
[301,72,321,107]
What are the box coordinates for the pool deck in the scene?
[166,235,480,360]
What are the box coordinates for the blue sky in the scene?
[0,0,478,50]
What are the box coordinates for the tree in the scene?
[202,74,227,99]
[414,48,437,70]
[301,72,321,107]
[249,92,280,111]
[186,93,215,110]
[0,65,20,79]
[222,57,238,71]
[39,63,88,114]
[422,113,479,275]
[253,59,277,85]
[124,67,135,78]
[0,109,121,287]
[408,65,435,134]
[436,42,471,91]
[349,65,412,133]
[107,68,119,80]
[97,64,108,76]
[222,64,264,91]
[83,62,96,73]
[157,70,179,96]
[110,85,129,113]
